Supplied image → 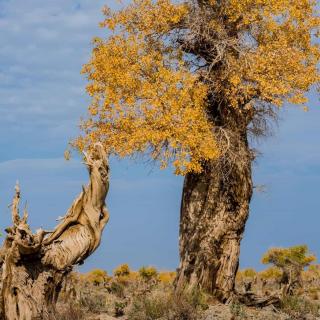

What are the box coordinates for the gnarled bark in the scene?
[175,129,282,307]
[175,131,253,302]
[0,143,109,320]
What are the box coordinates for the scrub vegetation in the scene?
[53,246,320,319]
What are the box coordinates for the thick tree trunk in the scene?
[0,144,110,320]
[175,133,253,302]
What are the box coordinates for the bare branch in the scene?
[11,181,21,226]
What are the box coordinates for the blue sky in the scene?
[0,0,319,274]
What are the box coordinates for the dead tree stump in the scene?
[0,144,110,320]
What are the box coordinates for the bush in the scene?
[281,295,320,319]
[79,290,107,313]
[129,290,169,320]
[158,271,176,284]
[139,266,158,281]
[242,268,257,278]
[236,268,257,283]
[128,287,207,320]
[114,264,131,277]
[85,269,110,286]
[259,267,282,281]
[108,281,126,298]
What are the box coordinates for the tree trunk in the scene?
[0,143,110,320]
[280,265,303,296]
[175,132,253,302]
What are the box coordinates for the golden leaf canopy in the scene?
[75,0,320,174]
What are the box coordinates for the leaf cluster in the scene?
[259,266,283,281]
[83,269,110,286]
[75,0,320,173]
[113,263,131,277]
[138,266,158,281]
[261,245,316,269]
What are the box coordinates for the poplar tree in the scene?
[76,0,320,301]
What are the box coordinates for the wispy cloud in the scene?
[0,0,113,160]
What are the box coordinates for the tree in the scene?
[0,144,110,319]
[262,245,316,294]
[75,0,320,302]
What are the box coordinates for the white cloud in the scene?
[0,0,112,154]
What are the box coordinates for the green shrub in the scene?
[109,281,126,298]
[79,290,106,313]
[129,291,168,320]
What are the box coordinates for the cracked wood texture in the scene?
[0,143,109,320]
[175,130,253,302]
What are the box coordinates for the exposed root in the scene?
[236,291,281,308]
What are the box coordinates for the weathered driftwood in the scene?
[0,143,109,320]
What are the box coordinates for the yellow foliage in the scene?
[113,263,131,277]
[84,268,110,286]
[261,245,316,269]
[158,271,176,284]
[236,268,257,282]
[75,0,216,174]
[126,271,139,281]
[139,266,158,281]
[75,0,320,173]
[115,272,139,286]
[259,267,283,281]
[220,0,320,108]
